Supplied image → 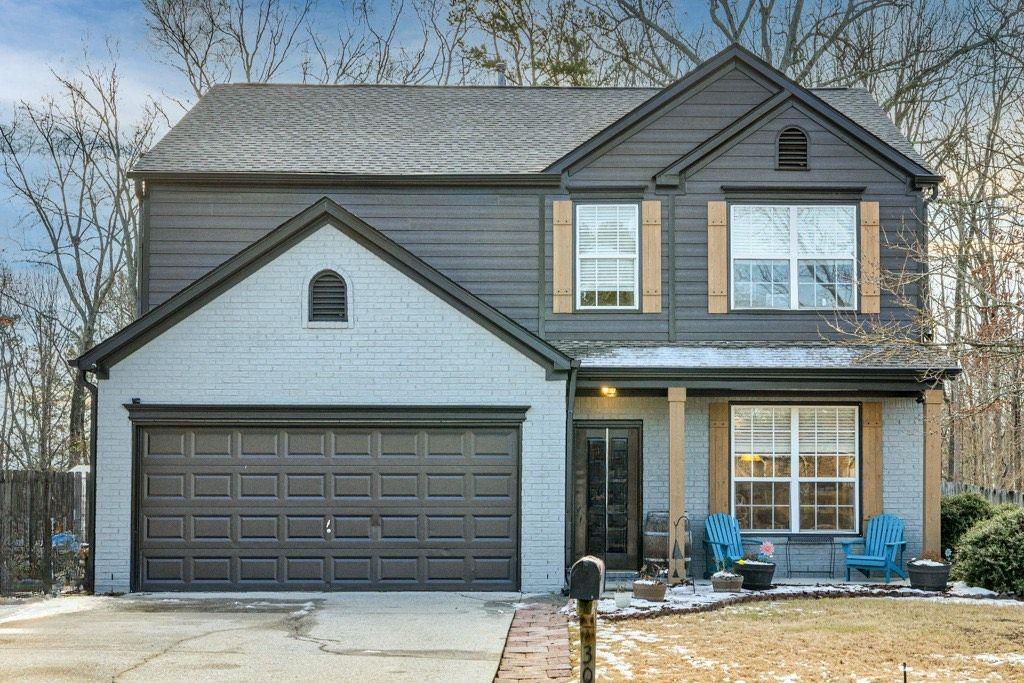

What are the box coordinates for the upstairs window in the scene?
[308,270,348,322]
[575,204,639,309]
[777,127,809,170]
[731,205,856,310]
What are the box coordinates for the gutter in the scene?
[563,359,580,588]
[76,366,99,594]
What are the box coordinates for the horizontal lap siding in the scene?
[145,186,545,333]
[674,106,923,341]
[542,196,671,340]
[566,68,775,183]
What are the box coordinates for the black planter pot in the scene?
[907,563,951,591]
[735,562,776,590]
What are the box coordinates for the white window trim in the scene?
[300,263,354,329]
[574,203,640,311]
[729,204,858,311]
[729,404,861,535]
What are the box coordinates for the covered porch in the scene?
[557,341,958,584]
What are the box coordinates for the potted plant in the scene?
[907,550,951,591]
[632,561,668,602]
[710,561,744,592]
[614,582,632,608]
[734,541,776,590]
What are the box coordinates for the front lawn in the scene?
[570,597,1024,681]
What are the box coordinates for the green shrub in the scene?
[941,493,993,555]
[952,507,1024,595]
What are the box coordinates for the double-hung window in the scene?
[731,205,856,310]
[731,405,859,534]
[576,204,639,309]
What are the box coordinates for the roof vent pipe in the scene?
[495,62,507,86]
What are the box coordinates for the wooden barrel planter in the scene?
[735,562,776,590]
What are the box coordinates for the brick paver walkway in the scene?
[493,600,572,681]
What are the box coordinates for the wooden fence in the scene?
[0,470,87,594]
[942,480,1024,508]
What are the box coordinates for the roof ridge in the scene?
[208,82,662,92]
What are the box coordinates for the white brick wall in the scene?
[94,224,567,593]
[573,395,924,579]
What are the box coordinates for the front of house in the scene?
[76,46,957,594]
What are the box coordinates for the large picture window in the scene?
[576,204,639,309]
[730,205,857,310]
[731,405,859,533]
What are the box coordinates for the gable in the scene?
[75,200,571,374]
[685,102,911,185]
[564,65,778,184]
[549,45,938,187]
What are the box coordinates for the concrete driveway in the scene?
[0,591,522,682]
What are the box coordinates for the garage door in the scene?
[135,420,520,591]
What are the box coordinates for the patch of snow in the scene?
[560,581,1024,620]
[712,570,740,579]
[0,596,104,625]
[289,601,316,618]
[976,653,1024,666]
[909,559,948,567]
[632,579,660,586]
[949,582,998,597]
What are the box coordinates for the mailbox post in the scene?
[569,555,605,683]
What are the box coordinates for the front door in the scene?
[572,424,641,570]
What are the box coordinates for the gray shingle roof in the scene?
[811,88,933,171]
[134,84,657,175]
[553,341,958,372]
[134,83,932,177]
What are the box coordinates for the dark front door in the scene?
[572,424,641,570]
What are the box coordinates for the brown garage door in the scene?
[135,420,520,591]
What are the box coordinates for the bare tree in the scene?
[144,0,312,100]
[0,57,158,464]
[302,0,473,85]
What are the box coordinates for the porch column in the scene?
[923,388,944,556]
[668,387,686,584]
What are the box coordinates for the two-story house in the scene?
[75,45,958,594]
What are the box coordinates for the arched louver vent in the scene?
[308,270,348,321]
[777,127,809,170]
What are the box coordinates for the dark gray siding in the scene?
[671,104,922,341]
[146,186,546,332]
[142,70,925,344]
[565,66,775,184]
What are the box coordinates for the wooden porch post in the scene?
[668,387,687,584]
[923,388,944,556]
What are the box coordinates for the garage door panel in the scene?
[137,423,519,591]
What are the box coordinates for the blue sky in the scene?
[0,0,361,259]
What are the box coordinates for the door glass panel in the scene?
[606,434,630,554]
[585,436,607,556]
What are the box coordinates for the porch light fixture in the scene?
[600,386,618,398]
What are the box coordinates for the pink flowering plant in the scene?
[757,541,776,562]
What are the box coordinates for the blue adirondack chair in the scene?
[838,514,907,583]
[703,513,761,578]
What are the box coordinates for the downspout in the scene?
[76,366,99,594]
[563,359,581,590]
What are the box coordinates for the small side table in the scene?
[785,536,836,578]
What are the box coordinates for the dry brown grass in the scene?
[568,597,1024,682]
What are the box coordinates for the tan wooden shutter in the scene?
[708,402,730,514]
[861,402,884,527]
[641,200,662,313]
[860,201,880,314]
[707,201,728,313]
[552,200,573,313]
